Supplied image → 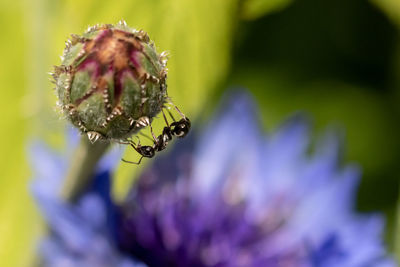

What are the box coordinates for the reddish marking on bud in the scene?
[94,28,112,42]
[130,50,142,70]
[113,69,124,104]
[72,29,146,108]
[77,59,101,79]
[75,86,96,106]
[119,69,135,83]
[82,29,142,72]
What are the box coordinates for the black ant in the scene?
[121,103,190,165]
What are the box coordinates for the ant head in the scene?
[137,145,155,158]
[171,117,191,138]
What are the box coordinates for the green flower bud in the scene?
[51,21,168,142]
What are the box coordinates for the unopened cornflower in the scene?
[51,21,169,142]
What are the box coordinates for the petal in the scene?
[191,90,262,197]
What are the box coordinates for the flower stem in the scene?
[62,136,110,202]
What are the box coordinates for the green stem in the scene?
[62,136,110,202]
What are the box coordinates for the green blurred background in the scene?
[1,0,400,265]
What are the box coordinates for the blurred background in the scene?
[1,0,399,265]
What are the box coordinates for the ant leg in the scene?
[173,105,186,119]
[118,139,142,164]
[133,136,141,144]
[166,97,186,119]
[115,136,137,146]
[148,120,157,142]
[121,156,144,165]
[166,107,176,122]
[161,108,170,127]
[115,140,131,145]
[125,137,142,154]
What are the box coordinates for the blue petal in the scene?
[247,116,310,203]
[77,194,107,229]
[191,90,263,197]
[96,145,124,174]
[288,167,360,240]
[266,114,310,164]
[35,195,93,252]
[29,142,65,182]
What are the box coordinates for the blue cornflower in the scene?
[31,135,145,267]
[31,92,396,267]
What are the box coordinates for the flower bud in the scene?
[52,21,168,142]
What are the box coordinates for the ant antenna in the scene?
[121,157,143,165]
[118,139,140,164]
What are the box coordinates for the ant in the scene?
[121,102,190,165]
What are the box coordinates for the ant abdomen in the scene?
[171,118,191,138]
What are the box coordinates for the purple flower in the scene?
[31,135,145,267]
[31,92,396,267]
